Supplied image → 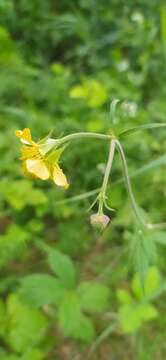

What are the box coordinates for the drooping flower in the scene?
[15,128,69,188]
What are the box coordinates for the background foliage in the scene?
[0,1,166,359]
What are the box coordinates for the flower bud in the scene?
[90,213,110,230]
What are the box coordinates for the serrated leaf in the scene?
[19,274,65,308]
[78,282,110,312]
[44,246,76,288]
[58,291,95,342]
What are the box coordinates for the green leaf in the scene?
[0,224,30,268]
[44,246,76,289]
[6,294,48,353]
[58,291,95,342]
[119,304,142,334]
[116,289,132,305]
[19,274,65,308]
[140,304,158,321]
[58,291,81,334]
[73,314,95,343]
[131,266,161,300]
[119,303,158,334]
[0,180,47,211]
[130,232,148,289]
[78,282,110,312]
[130,230,157,289]
[70,79,107,108]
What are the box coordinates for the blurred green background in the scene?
[0,1,166,359]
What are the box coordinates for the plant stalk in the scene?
[115,140,148,228]
[115,139,166,230]
[119,123,166,138]
[98,139,116,214]
[47,132,112,148]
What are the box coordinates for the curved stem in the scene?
[47,132,112,148]
[115,140,166,230]
[115,140,147,228]
[119,123,166,138]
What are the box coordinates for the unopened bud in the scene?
[90,213,110,230]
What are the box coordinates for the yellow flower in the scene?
[15,128,69,188]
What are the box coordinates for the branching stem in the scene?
[45,128,166,230]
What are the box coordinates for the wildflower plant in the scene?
[15,100,166,285]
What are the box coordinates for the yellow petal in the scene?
[26,159,49,180]
[53,165,69,188]
[15,128,33,145]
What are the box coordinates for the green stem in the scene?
[115,140,166,230]
[45,129,166,230]
[87,322,117,360]
[101,140,116,194]
[47,132,112,148]
[115,140,147,228]
[119,123,166,138]
[56,154,166,205]
[98,139,116,214]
